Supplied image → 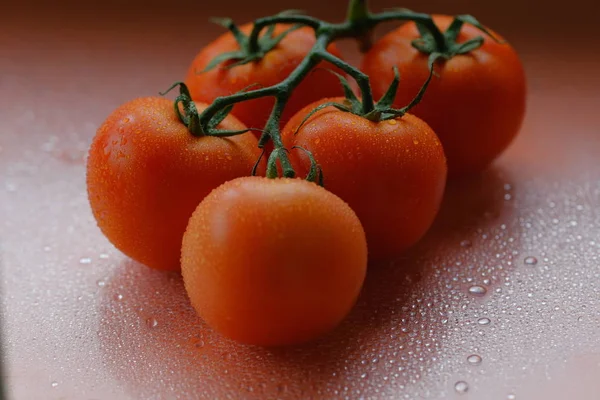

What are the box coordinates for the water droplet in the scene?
[504,193,512,201]
[503,183,512,190]
[460,240,472,248]
[314,138,321,144]
[226,155,232,161]
[96,280,106,287]
[507,394,516,400]
[524,256,538,265]
[145,317,158,329]
[51,381,58,388]
[413,139,419,145]
[467,354,482,365]
[115,294,124,301]
[99,253,109,259]
[468,285,487,297]
[477,317,491,326]
[360,372,368,379]
[388,119,397,125]
[123,117,130,123]
[79,257,92,265]
[454,381,469,394]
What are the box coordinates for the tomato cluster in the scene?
[86,5,525,346]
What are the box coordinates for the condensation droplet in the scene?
[115,294,124,301]
[504,193,512,201]
[468,285,487,296]
[314,138,321,144]
[413,139,419,145]
[467,354,482,365]
[146,317,158,329]
[507,394,516,400]
[96,280,106,287]
[99,253,109,259]
[360,372,368,379]
[477,317,491,326]
[460,240,472,248]
[454,381,469,394]
[388,119,397,125]
[524,256,538,265]
[79,257,92,265]
[51,381,58,388]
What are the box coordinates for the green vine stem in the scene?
[192,0,502,179]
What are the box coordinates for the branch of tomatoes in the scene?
[187,0,501,180]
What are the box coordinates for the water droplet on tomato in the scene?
[96,280,106,287]
[314,138,321,144]
[99,253,109,260]
[460,240,472,248]
[79,257,92,265]
[388,119,397,125]
[51,381,58,388]
[477,317,491,325]
[146,317,158,329]
[413,139,419,145]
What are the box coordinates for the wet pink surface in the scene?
[1,1,600,399]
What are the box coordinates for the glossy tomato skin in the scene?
[185,24,345,133]
[282,98,447,261]
[86,97,261,271]
[181,177,367,346]
[361,15,526,176]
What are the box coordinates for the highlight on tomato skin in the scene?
[180,176,368,346]
[86,97,262,271]
[282,97,448,262]
[185,23,346,134]
[361,14,527,176]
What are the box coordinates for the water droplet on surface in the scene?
[468,285,487,297]
[454,381,469,394]
[388,119,397,125]
[477,317,491,326]
[467,354,482,365]
[314,138,321,144]
[460,240,472,248]
[412,139,419,145]
[115,294,124,301]
[96,280,106,287]
[99,253,109,259]
[360,372,368,379]
[146,317,158,329]
[504,193,512,201]
[51,381,58,388]
[79,257,92,265]
[507,394,516,400]
[524,256,538,265]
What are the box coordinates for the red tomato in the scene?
[185,24,345,133]
[361,15,526,176]
[181,177,367,346]
[86,97,261,271]
[282,98,447,261]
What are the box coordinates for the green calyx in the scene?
[159,82,250,137]
[411,14,505,61]
[294,66,433,134]
[201,14,303,73]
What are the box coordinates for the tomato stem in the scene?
[196,3,502,178]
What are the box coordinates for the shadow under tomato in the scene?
[97,165,519,399]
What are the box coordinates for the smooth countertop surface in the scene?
[1,1,599,399]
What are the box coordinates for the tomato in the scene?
[185,24,345,133]
[361,15,526,176]
[181,177,367,346]
[86,97,261,271]
[282,98,447,261]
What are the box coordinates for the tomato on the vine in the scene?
[181,177,367,346]
[185,24,345,133]
[362,15,526,176]
[282,97,447,261]
[86,97,262,271]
